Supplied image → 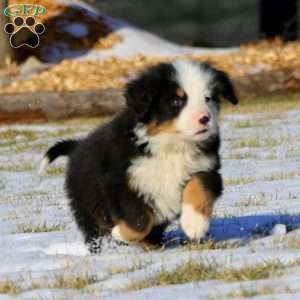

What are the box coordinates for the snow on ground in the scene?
[0,103,300,299]
[83,26,236,60]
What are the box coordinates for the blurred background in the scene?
[96,0,299,46]
[0,0,299,121]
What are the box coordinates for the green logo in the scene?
[4,4,47,17]
[3,4,47,48]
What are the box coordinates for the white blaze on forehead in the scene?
[172,60,219,139]
[173,60,213,110]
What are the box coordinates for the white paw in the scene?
[180,204,210,240]
[111,225,126,242]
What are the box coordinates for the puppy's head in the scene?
[125,60,238,143]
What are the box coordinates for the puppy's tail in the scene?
[38,139,78,175]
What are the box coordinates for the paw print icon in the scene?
[4,16,45,48]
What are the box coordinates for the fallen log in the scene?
[0,89,125,122]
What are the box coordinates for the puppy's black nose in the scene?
[199,115,210,125]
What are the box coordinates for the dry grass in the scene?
[0,162,35,172]
[221,262,284,282]
[183,239,243,251]
[107,261,147,275]
[224,149,257,160]
[224,176,258,186]
[13,142,49,154]
[0,281,22,295]
[45,166,65,176]
[183,239,218,251]
[266,171,300,181]
[0,273,98,295]
[233,137,281,148]
[232,134,295,149]
[225,286,292,298]
[232,119,266,129]
[0,129,37,140]
[47,274,98,289]
[289,238,300,249]
[127,260,285,291]
[225,151,258,160]
[0,129,39,149]
[225,171,300,186]
[2,191,49,206]
[16,222,66,233]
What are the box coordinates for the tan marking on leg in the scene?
[113,213,154,242]
[183,176,215,217]
[181,176,216,240]
[147,120,177,136]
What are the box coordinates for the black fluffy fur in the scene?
[44,140,78,163]
[66,111,152,246]
[42,61,238,253]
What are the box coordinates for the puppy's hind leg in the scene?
[86,227,110,254]
[73,210,109,254]
[112,210,154,245]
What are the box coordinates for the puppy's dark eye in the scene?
[171,97,185,108]
[205,96,211,103]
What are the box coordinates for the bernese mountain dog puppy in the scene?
[40,60,238,253]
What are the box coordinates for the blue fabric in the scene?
[162,214,300,248]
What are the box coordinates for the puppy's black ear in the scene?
[215,70,239,105]
[124,75,156,121]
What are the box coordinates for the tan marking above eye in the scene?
[176,88,185,98]
[147,120,178,136]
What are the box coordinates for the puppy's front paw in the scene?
[180,204,210,240]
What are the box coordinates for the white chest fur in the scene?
[127,131,216,224]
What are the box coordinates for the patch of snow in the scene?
[271,224,287,236]
[80,26,238,61]
[44,242,89,256]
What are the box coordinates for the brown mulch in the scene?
[1,39,300,96]
[0,56,167,93]
[193,39,300,96]
[2,0,300,97]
